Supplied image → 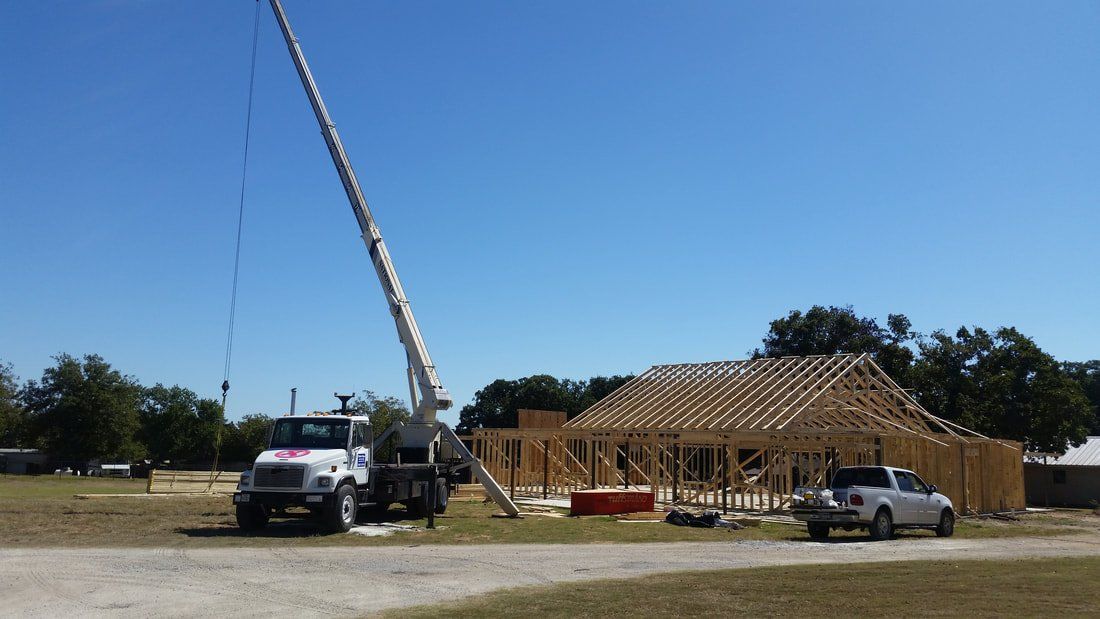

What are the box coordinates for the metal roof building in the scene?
[1025,437,1100,507]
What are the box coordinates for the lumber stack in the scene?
[147,469,238,494]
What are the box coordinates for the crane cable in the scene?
[210,0,262,490]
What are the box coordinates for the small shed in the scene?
[1025,436,1100,508]
[0,448,50,474]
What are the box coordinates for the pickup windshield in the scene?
[831,467,891,489]
[270,418,350,450]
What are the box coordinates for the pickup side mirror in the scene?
[928,484,938,494]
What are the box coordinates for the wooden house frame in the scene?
[471,354,1025,513]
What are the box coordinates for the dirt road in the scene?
[2,533,1099,617]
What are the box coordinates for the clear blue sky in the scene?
[2,1,1097,424]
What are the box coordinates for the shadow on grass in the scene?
[783,531,936,544]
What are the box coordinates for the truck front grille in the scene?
[253,464,306,489]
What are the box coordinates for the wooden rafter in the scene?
[564,354,981,439]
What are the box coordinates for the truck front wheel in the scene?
[807,522,830,540]
[936,509,955,537]
[869,508,893,541]
[236,503,268,531]
[323,484,357,533]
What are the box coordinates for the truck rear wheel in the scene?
[869,508,893,541]
[434,479,449,514]
[935,509,955,537]
[807,522,830,540]
[406,484,429,518]
[323,484,357,533]
[236,503,268,531]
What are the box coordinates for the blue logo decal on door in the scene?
[356,453,367,468]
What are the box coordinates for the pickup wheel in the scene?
[323,484,357,533]
[434,479,449,515]
[235,503,268,531]
[807,522,830,540]
[935,509,955,537]
[869,508,893,541]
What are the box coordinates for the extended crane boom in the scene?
[269,0,449,424]
[267,0,518,516]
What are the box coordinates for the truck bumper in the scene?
[790,508,863,524]
[233,491,336,508]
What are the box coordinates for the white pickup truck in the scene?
[790,465,955,540]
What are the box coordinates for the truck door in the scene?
[892,471,927,524]
[350,422,372,485]
[907,472,938,523]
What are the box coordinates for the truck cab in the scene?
[234,414,372,532]
[790,465,955,541]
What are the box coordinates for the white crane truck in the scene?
[232,0,518,532]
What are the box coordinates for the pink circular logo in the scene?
[274,449,311,458]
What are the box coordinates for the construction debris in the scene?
[664,509,744,530]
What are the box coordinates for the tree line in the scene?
[2,305,1096,463]
[456,306,1098,453]
[0,354,411,468]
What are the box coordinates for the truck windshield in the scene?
[270,418,350,450]
[831,467,891,489]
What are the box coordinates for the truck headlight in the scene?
[239,473,251,486]
[318,477,332,487]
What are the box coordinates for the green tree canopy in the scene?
[912,327,1092,452]
[220,413,275,463]
[350,390,411,430]
[0,361,27,447]
[22,354,144,462]
[752,305,916,383]
[456,374,634,432]
[1062,360,1100,434]
[138,384,224,464]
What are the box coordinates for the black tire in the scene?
[936,509,955,537]
[406,483,430,518]
[235,503,268,531]
[434,479,449,515]
[869,508,893,541]
[807,522,830,540]
[323,484,357,533]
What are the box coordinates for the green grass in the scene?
[0,474,1092,547]
[0,473,146,497]
[385,557,1100,618]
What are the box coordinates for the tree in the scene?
[574,375,635,412]
[350,390,410,430]
[752,305,917,384]
[138,384,224,464]
[1061,360,1100,434]
[911,327,1092,452]
[22,354,144,463]
[220,413,275,463]
[0,361,27,446]
[456,373,635,432]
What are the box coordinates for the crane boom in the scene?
[269,0,450,424]
[267,0,519,516]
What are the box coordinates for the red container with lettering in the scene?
[570,489,656,515]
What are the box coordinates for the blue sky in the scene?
[2,1,1098,424]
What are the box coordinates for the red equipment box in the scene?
[570,489,656,516]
